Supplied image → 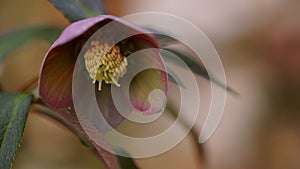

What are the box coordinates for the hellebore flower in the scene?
[39,15,168,124]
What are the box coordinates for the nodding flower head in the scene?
[39,15,167,117]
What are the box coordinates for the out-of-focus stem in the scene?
[31,99,121,169]
[166,103,207,167]
[31,101,93,148]
[19,75,39,93]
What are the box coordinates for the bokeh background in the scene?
[0,0,300,169]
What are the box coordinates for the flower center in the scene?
[84,40,127,90]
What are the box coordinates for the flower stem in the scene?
[31,100,93,148]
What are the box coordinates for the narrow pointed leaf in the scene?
[78,0,107,16]
[142,28,178,46]
[162,47,209,78]
[146,29,237,94]
[49,0,107,22]
[0,93,32,169]
[153,33,178,46]
[117,156,139,169]
[0,26,62,62]
[162,47,238,95]
[114,148,139,169]
[166,65,185,88]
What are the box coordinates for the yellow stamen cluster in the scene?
[84,40,127,90]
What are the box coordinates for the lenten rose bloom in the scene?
[39,15,168,122]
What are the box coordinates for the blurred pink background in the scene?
[0,0,299,169]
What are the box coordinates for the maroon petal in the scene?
[39,43,75,109]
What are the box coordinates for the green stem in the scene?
[28,86,93,149]
[166,103,207,167]
[31,102,93,148]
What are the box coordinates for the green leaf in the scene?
[114,148,140,169]
[0,26,62,62]
[162,47,238,95]
[49,0,107,22]
[142,28,178,47]
[162,47,209,78]
[153,33,178,46]
[0,93,32,169]
[146,28,238,94]
[166,66,185,88]
[117,156,139,169]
